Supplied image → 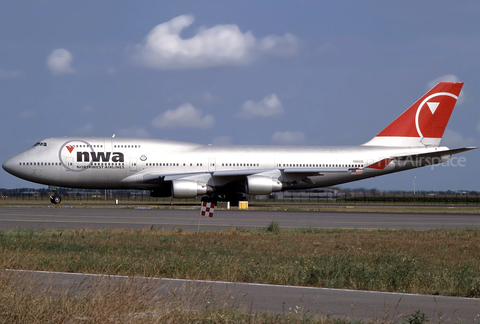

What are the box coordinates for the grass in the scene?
[266,220,280,233]
[1,271,380,324]
[1,227,478,298]
[256,205,479,214]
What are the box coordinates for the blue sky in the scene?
[1,1,478,191]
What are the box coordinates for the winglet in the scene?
[363,82,463,147]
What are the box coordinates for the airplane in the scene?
[2,82,476,205]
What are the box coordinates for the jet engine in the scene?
[245,176,282,195]
[171,180,213,198]
[150,186,171,198]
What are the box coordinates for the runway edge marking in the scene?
[4,269,478,301]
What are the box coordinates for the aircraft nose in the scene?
[2,156,19,176]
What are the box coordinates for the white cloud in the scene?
[237,94,283,118]
[272,131,305,145]
[47,49,76,75]
[116,127,149,138]
[427,75,465,104]
[212,136,232,145]
[441,129,477,147]
[0,69,21,79]
[152,103,214,129]
[258,33,299,56]
[20,110,36,119]
[131,15,299,70]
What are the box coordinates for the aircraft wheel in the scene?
[50,195,62,204]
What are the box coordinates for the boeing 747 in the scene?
[2,82,476,204]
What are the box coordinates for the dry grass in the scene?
[1,227,478,297]
[0,271,381,324]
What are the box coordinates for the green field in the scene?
[2,227,478,298]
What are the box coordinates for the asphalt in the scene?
[4,269,479,323]
[1,206,478,322]
[0,206,478,231]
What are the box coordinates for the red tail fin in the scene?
[363,82,463,147]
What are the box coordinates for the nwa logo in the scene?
[76,151,124,163]
[59,140,125,172]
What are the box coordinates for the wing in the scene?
[120,166,355,190]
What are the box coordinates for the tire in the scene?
[50,195,61,204]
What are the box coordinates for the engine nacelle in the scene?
[150,186,172,198]
[245,176,282,195]
[171,180,213,198]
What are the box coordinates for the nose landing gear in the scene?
[49,195,62,204]
[49,186,62,204]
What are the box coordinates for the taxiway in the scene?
[0,206,478,230]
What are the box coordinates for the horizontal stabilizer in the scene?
[365,147,477,169]
[392,147,477,160]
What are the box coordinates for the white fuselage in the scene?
[3,137,450,196]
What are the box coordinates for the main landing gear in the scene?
[49,186,62,204]
[201,192,246,207]
[201,195,217,205]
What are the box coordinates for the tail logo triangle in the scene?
[427,102,439,114]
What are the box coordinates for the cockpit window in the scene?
[33,142,47,147]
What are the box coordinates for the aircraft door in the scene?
[130,157,137,171]
[66,157,73,171]
[208,158,216,172]
[275,158,282,168]
[104,138,112,153]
